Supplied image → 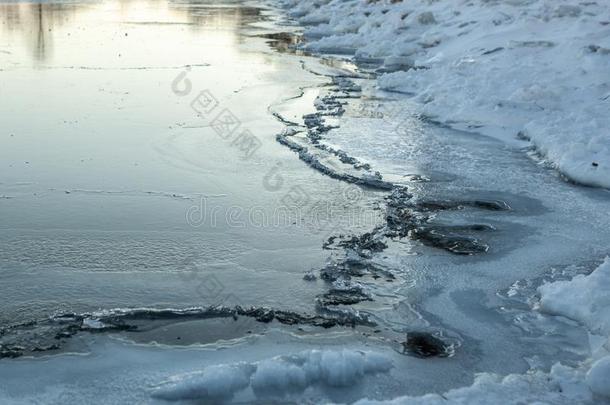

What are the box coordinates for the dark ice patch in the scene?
[401,332,452,358]
[411,228,489,255]
[317,287,373,306]
[482,47,504,55]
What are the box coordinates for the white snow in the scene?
[536,258,610,400]
[538,257,610,336]
[152,349,393,401]
[152,363,255,401]
[281,0,610,188]
[81,318,107,330]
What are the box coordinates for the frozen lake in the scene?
[1,0,609,403]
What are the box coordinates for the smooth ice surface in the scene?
[0,0,383,323]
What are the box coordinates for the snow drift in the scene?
[281,0,610,188]
[538,258,610,400]
[152,349,393,401]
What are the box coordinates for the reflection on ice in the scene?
[0,0,264,68]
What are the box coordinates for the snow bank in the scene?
[538,257,610,336]
[281,0,610,188]
[537,258,610,399]
[152,349,393,401]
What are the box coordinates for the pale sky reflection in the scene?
[0,0,264,66]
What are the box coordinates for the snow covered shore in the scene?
[281,0,610,188]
